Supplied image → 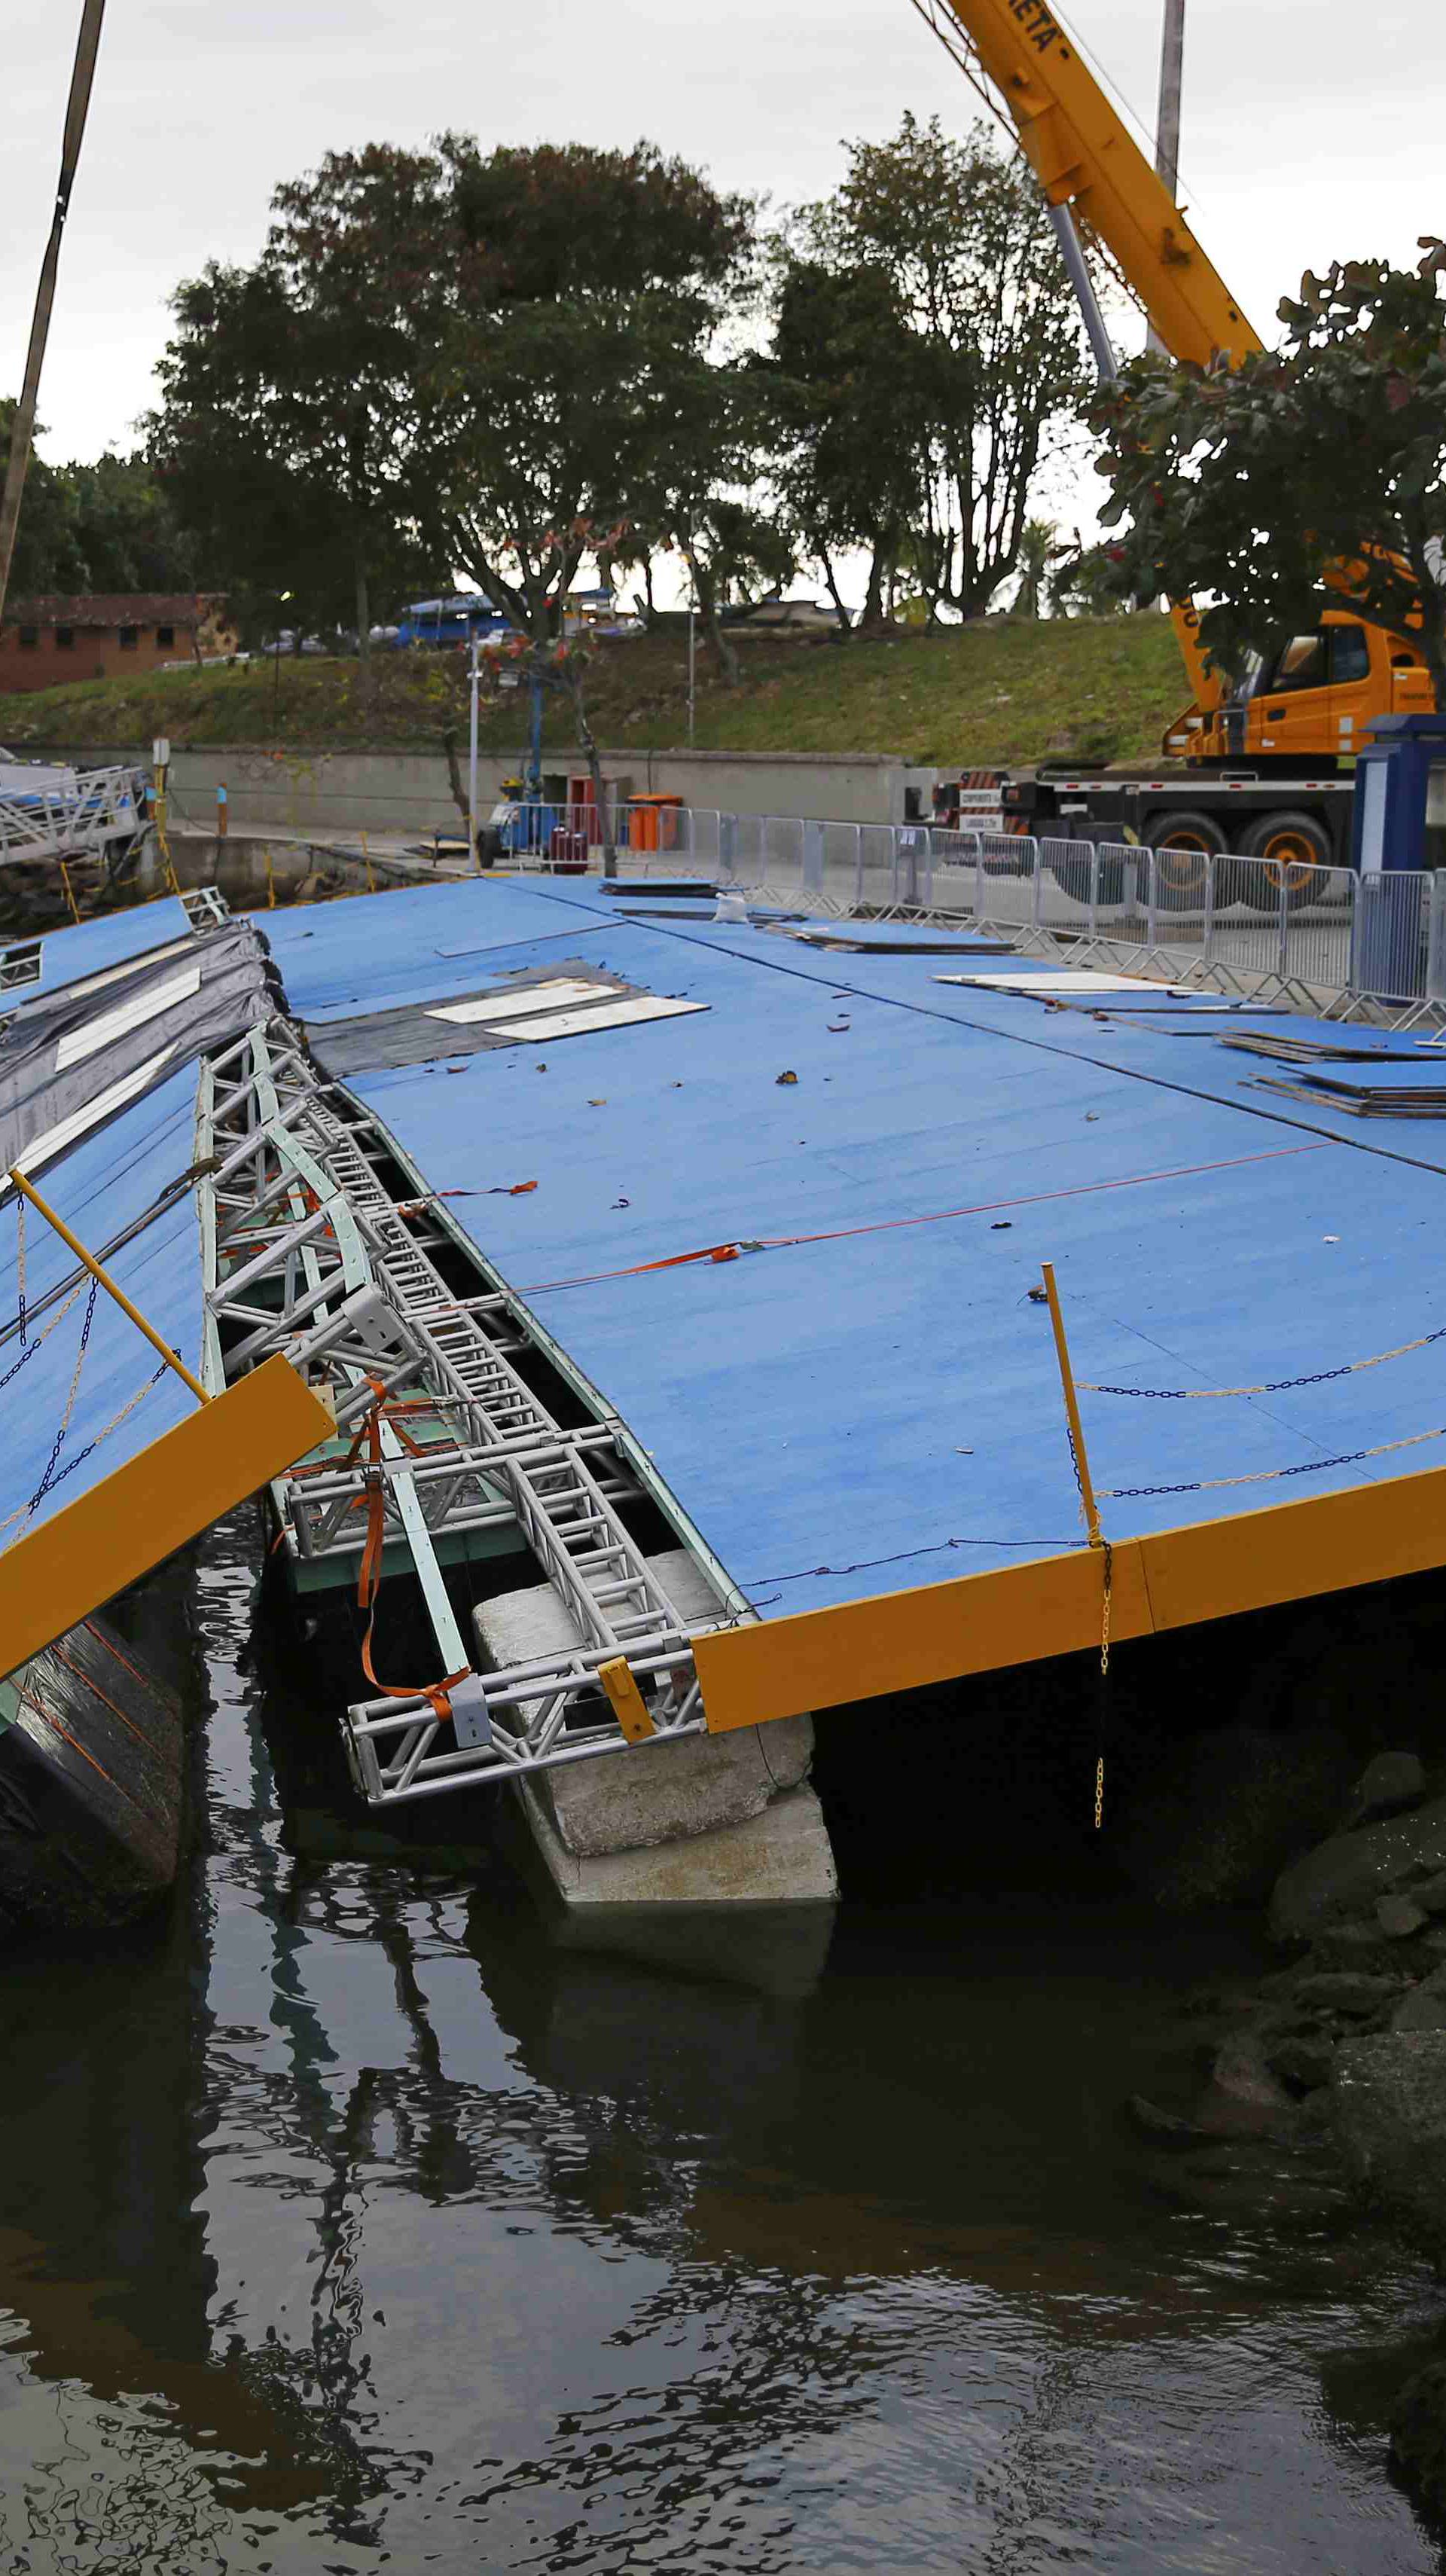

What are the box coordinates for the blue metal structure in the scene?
[0,897,196,1008]
[389,597,509,651]
[264,879,1446,1629]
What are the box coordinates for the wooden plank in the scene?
[0,1357,334,1681]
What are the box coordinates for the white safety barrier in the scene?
[488,798,1446,1018]
[0,764,146,871]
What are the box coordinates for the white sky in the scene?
[5,0,1444,550]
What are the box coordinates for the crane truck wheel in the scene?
[1237,811,1333,911]
[1145,813,1226,910]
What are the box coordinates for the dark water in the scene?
[1,1519,1441,2574]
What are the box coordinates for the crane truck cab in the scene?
[1164,614,1435,774]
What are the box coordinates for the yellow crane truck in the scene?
[917,0,1435,895]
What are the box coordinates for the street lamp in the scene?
[468,627,481,870]
[273,590,293,726]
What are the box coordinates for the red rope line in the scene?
[517,1140,1331,1296]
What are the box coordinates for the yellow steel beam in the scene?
[0,1354,334,1681]
[694,1460,1446,1732]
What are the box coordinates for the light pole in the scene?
[272,589,292,727]
[687,590,697,748]
[467,628,481,870]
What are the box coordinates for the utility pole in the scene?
[467,630,480,867]
[1154,0,1186,200]
[1146,0,1186,355]
[0,0,108,624]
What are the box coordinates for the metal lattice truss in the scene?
[196,1021,746,1807]
[182,885,230,932]
[0,765,147,871]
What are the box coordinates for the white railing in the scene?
[0,763,146,870]
[484,799,1446,1018]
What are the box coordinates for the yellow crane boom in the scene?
[931,0,1261,368]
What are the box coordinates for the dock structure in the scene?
[0,756,148,878]
[7,865,1446,1912]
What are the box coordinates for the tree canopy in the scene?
[1091,241,1446,702]
[151,142,452,659]
[779,115,1086,624]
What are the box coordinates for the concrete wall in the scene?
[17,742,932,833]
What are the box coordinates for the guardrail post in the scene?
[1277,864,1290,981]
[1028,837,1042,932]
[1427,869,1446,1005]
[1202,851,1216,965]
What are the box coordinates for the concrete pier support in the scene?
[474,1552,838,1906]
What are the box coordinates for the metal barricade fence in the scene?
[1426,872,1446,1006]
[926,828,981,917]
[856,823,901,909]
[815,820,861,906]
[895,823,931,908]
[973,831,1039,930]
[1351,868,1432,1001]
[1036,838,1107,939]
[485,802,1443,1017]
[1209,851,1339,984]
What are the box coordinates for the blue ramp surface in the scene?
[266,883,1446,1625]
[2,900,197,1007]
[0,1066,206,1545]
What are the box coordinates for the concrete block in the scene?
[477,1553,836,1904]
[512,1777,837,1907]
[537,1714,815,1860]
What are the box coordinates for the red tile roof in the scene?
[2,594,221,629]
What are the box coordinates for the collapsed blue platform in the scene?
[261,877,1446,1626]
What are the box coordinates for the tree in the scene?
[789,115,1087,621]
[427,139,755,771]
[0,404,86,598]
[152,144,452,676]
[62,450,197,593]
[1089,241,1446,704]
[1047,536,1135,619]
[767,257,931,631]
[621,356,786,679]
[1011,517,1060,617]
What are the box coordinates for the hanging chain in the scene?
[26,1280,97,1515]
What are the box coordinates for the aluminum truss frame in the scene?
[197,1020,746,1807]
[0,765,148,871]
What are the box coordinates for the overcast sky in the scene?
[6,0,1443,509]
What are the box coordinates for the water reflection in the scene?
[0,1512,1439,2571]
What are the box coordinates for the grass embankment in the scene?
[0,616,1182,767]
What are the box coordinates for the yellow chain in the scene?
[1094,1757,1105,1832]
